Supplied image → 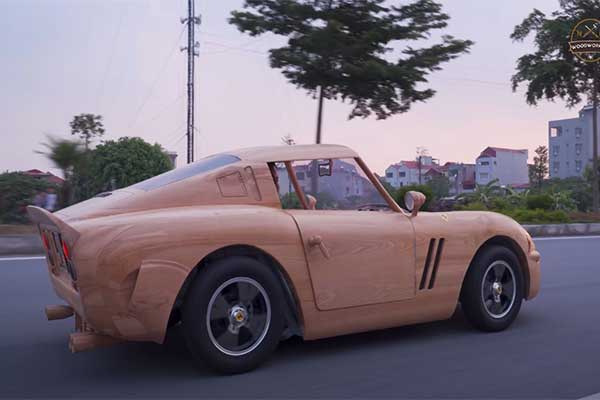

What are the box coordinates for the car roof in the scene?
[228,144,359,162]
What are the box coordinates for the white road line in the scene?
[534,235,600,241]
[0,256,46,262]
[579,392,600,400]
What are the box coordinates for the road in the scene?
[0,237,599,399]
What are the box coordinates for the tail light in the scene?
[60,237,77,281]
[61,239,70,260]
[41,233,50,250]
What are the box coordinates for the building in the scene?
[475,147,528,186]
[384,156,438,188]
[165,151,178,168]
[445,162,476,195]
[22,169,64,185]
[276,159,374,202]
[548,105,596,179]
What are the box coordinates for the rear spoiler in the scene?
[26,206,80,245]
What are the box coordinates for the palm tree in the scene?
[37,136,84,207]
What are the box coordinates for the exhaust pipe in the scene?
[69,332,122,353]
[45,305,74,320]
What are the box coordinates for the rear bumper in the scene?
[526,250,541,300]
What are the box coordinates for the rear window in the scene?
[131,154,240,191]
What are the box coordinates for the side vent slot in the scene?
[419,238,446,290]
[428,238,445,289]
[419,239,436,290]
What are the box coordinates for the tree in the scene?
[426,174,450,199]
[70,113,105,150]
[37,137,84,207]
[87,137,173,194]
[511,1,600,210]
[230,0,472,144]
[0,172,53,223]
[529,145,549,190]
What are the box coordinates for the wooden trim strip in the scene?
[419,239,436,290]
[428,238,445,289]
[355,157,403,214]
[284,161,308,210]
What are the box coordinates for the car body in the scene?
[28,144,540,371]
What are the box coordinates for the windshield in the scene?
[131,154,240,191]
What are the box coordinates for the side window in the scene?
[269,162,303,209]
[272,158,387,211]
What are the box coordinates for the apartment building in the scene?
[476,147,528,186]
[548,105,596,179]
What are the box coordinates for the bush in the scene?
[0,173,54,224]
[395,184,433,211]
[454,201,488,211]
[502,208,570,224]
[525,194,553,210]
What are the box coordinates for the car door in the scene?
[287,209,415,311]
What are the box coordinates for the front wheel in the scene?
[461,246,524,332]
[182,256,285,374]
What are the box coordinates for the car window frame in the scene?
[274,157,403,213]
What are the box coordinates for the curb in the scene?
[0,235,43,256]
[523,223,600,237]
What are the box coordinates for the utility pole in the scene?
[181,0,200,164]
[416,146,428,185]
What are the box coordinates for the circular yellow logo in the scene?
[570,18,600,63]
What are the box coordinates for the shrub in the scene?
[395,184,433,211]
[525,194,553,210]
[503,208,570,224]
[0,172,54,224]
[454,201,488,211]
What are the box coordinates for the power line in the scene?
[202,39,268,56]
[128,25,186,128]
[96,9,125,111]
[136,91,186,127]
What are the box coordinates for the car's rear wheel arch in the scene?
[461,236,530,300]
[170,245,303,337]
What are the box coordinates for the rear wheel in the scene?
[461,245,524,332]
[182,256,285,374]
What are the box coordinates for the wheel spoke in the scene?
[211,295,230,319]
[503,279,515,301]
[483,280,493,296]
[238,326,254,347]
[492,301,504,315]
[239,283,260,304]
[493,264,506,281]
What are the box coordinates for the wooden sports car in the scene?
[28,144,540,373]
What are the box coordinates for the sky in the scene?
[0,0,582,176]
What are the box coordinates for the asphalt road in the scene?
[1,237,599,399]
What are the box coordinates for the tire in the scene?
[182,256,285,374]
[461,245,524,332]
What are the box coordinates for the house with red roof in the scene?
[476,147,528,187]
[22,169,65,185]
[384,156,439,188]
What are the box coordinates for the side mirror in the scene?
[404,191,426,217]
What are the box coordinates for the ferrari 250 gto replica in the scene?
[28,144,540,373]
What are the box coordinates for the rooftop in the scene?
[478,147,528,159]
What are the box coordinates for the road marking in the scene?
[0,256,46,262]
[534,235,600,241]
[579,392,600,400]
